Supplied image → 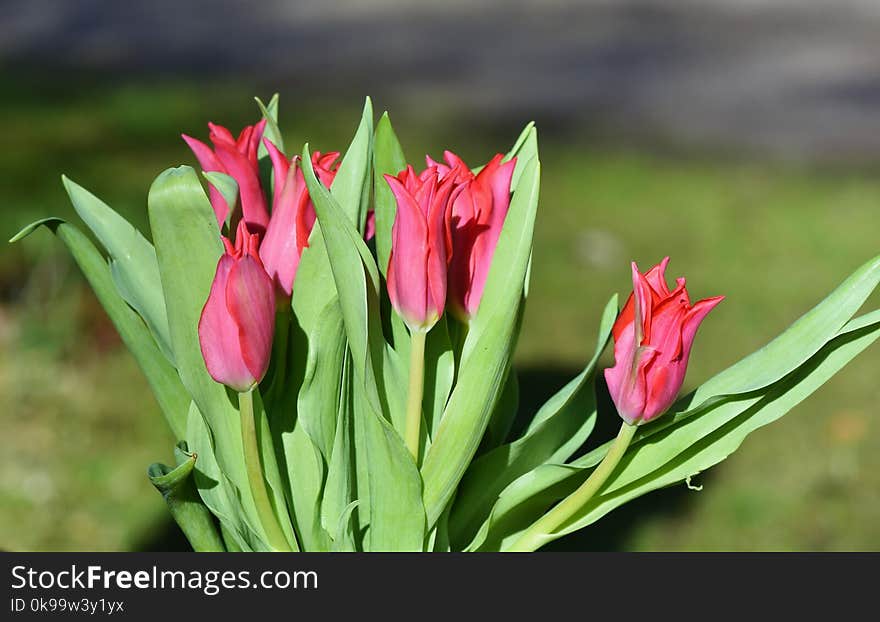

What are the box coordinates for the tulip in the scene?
[510,260,723,552]
[182,119,269,233]
[427,150,516,320]
[198,220,276,392]
[384,164,461,462]
[260,140,340,297]
[604,257,724,425]
[384,165,460,332]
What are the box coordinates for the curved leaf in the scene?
[10,218,189,439]
[148,441,226,552]
[61,176,174,363]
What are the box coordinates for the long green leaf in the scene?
[420,145,540,528]
[61,176,174,363]
[373,111,407,278]
[331,97,374,230]
[450,294,617,547]
[301,104,426,550]
[10,218,189,439]
[682,253,880,412]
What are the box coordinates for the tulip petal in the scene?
[631,261,655,345]
[213,140,269,234]
[605,343,659,424]
[182,134,230,226]
[207,122,236,144]
[263,138,291,210]
[644,256,671,296]
[385,174,431,327]
[226,255,276,384]
[260,164,310,296]
[681,295,725,358]
[198,255,253,391]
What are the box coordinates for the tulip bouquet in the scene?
[12,96,880,552]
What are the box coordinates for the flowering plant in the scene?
[13,96,880,552]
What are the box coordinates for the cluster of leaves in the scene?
[12,97,880,551]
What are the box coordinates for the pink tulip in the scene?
[182,119,269,233]
[199,221,276,392]
[384,165,461,331]
[260,140,340,297]
[604,258,724,425]
[427,151,516,320]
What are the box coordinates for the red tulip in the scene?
[199,221,276,392]
[604,258,724,425]
[182,119,269,233]
[260,139,340,297]
[384,165,460,331]
[427,151,516,320]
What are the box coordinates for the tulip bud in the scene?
[427,151,516,320]
[260,140,340,297]
[198,221,276,392]
[604,258,724,425]
[384,165,460,331]
[182,119,269,233]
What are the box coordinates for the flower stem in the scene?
[239,389,292,552]
[404,330,427,462]
[507,421,638,552]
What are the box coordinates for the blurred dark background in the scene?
[2,0,878,551]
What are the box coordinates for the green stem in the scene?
[507,421,638,552]
[404,330,427,461]
[239,389,292,552]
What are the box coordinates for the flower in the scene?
[260,140,340,297]
[427,151,516,320]
[182,120,269,233]
[198,221,276,392]
[604,258,724,425]
[384,165,461,331]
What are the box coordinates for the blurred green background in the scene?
[2,1,879,551]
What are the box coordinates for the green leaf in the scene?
[505,122,537,191]
[252,389,300,551]
[451,294,617,548]
[301,104,426,550]
[321,354,356,536]
[148,165,268,546]
[185,402,259,551]
[300,140,383,415]
[331,501,361,552]
[297,299,348,461]
[423,316,455,441]
[355,380,426,551]
[373,111,407,278]
[148,441,226,552]
[682,253,880,413]
[282,422,330,552]
[61,176,174,364]
[256,93,282,158]
[482,368,520,451]
[420,143,540,529]
[10,218,190,439]
[202,171,239,230]
[331,96,374,230]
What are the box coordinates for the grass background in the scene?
[2,73,878,551]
